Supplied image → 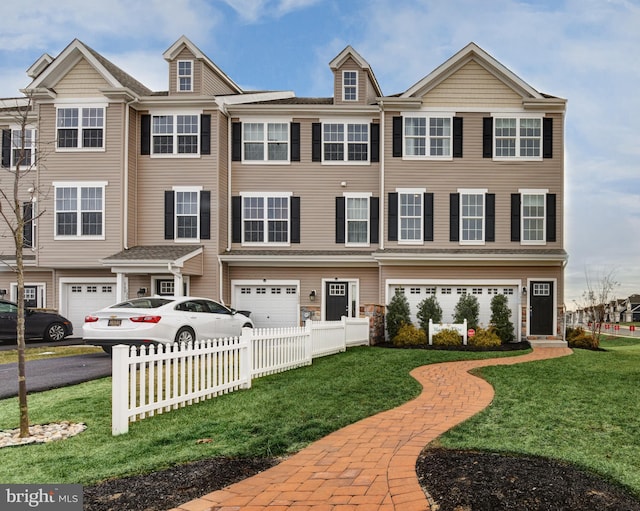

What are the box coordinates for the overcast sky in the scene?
[1,0,638,307]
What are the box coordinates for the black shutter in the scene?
[370,123,380,162]
[200,114,211,155]
[543,117,553,158]
[1,129,10,167]
[290,122,300,162]
[424,193,434,242]
[164,191,175,240]
[453,117,463,158]
[486,193,495,242]
[511,193,521,242]
[23,202,33,248]
[392,116,402,157]
[141,115,151,155]
[232,196,242,243]
[388,192,398,241]
[199,191,210,239]
[483,117,493,158]
[370,197,379,244]
[336,197,345,244]
[231,122,242,161]
[312,123,321,162]
[546,193,556,242]
[450,193,460,242]
[291,196,300,243]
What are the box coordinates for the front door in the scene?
[325,281,349,321]
[24,285,38,308]
[530,281,554,335]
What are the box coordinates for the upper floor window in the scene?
[243,122,288,162]
[345,195,369,245]
[404,116,452,158]
[323,122,368,162]
[460,191,485,244]
[152,114,199,156]
[399,191,423,243]
[494,117,541,158]
[4,127,37,168]
[175,189,199,240]
[343,71,357,101]
[242,194,291,245]
[54,182,106,239]
[56,106,105,150]
[522,192,546,243]
[177,60,193,92]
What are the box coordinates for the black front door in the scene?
[530,281,554,335]
[24,285,38,308]
[325,281,349,321]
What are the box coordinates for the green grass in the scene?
[0,345,102,364]
[0,346,515,485]
[437,338,640,497]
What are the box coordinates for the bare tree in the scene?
[0,94,47,437]
[576,266,619,347]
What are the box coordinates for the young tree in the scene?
[490,293,515,343]
[0,94,46,437]
[577,267,619,348]
[453,293,479,330]
[386,289,411,341]
[417,295,442,336]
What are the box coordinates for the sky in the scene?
[0,0,638,307]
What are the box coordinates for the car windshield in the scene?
[110,298,173,309]
[0,302,17,313]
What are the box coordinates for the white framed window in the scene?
[459,189,486,244]
[243,122,289,162]
[152,113,199,156]
[398,189,424,244]
[343,71,357,101]
[177,60,193,92]
[241,193,291,245]
[344,193,370,246]
[494,116,542,159]
[173,186,201,240]
[53,181,107,239]
[9,127,37,168]
[521,190,546,244]
[404,114,453,159]
[56,106,105,150]
[322,121,369,163]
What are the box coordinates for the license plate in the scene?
[108,319,121,327]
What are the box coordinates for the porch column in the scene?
[115,272,128,302]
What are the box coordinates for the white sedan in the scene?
[83,296,253,353]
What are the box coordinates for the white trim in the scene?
[321,278,359,322]
[176,59,194,92]
[343,193,372,247]
[401,113,455,161]
[396,188,427,245]
[9,282,47,308]
[231,279,301,326]
[458,189,488,246]
[342,70,358,101]
[149,111,201,158]
[52,182,108,241]
[240,120,291,164]
[519,189,549,246]
[55,104,107,152]
[172,187,202,242]
[239,193,293,247]
[491,114,543,161]
[526,277,558,337]
[319,119,372,165]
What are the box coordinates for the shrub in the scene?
[453,294,479,331]
[566,326,600,350]
[393,323,427,347]
[417,295,442,336]
[490,294,515,343]
[432,328,463,347]
[468,327,502,348]
[386,290,411,341]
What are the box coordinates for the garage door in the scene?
[388,284,518,330]
[64,283,117,336]
[233,284,299,328]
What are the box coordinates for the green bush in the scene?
[453,294,479,331]
[566,326,599,350]
[386,290,412,340]
[417,295,442,336]
[490,294,515,343]
[468,327,502,348]
[432,328,463,347]
[393,323,427,347]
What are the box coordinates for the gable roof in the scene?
[25,39,153,97]
[163,35,243,94]
[329,45,383,98]
[402,42,554,101]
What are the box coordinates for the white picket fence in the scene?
[112,317,369,435]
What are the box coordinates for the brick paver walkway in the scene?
[170,346,572,511]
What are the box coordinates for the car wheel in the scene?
[44,322,66,342]
[243,323,253,329]
[175,327,196,344]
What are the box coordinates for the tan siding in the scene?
[168,47,197,95]
[217,112,229,249]
[333,58,367,106]
[127,105,138,246]
[55,59,111,97]
[201,66,237,96]
[421,60,523,108]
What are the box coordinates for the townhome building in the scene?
[0,36,567,343]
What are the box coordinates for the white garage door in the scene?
[64,283,117,336]
[388,284,518,330]
[233,284,299,328]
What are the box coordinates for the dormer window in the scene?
[343,71,357,101]
[177,60,193,92]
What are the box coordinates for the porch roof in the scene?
[100,245,203,274]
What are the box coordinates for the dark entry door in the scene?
[530,281,554,335]
[325,281,349,321]
[24,285,38,308]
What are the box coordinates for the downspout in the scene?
[224,105,232,303]
[379,100,385,250]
